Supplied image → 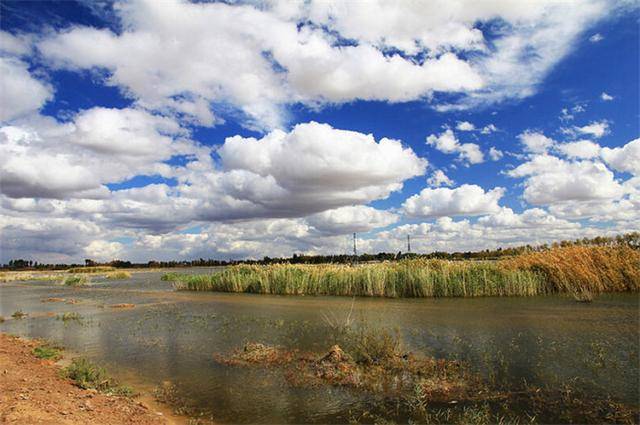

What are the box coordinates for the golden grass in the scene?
[503,245,640,295]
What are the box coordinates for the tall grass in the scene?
[169,259,544,297]
[67,266,115,273]
[168,245,639,298]
[503,245,640,295]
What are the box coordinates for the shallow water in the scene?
[1,269,638,423]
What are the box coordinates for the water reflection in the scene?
[1,272,638,423]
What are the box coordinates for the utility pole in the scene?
[353,233,357,257]
[407,234,411,253]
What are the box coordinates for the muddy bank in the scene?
[0,333,173,424]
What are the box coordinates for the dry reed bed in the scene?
[168,245,640,298]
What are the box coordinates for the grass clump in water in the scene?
[57,312,83,323]
[63,358,134,396]
[64,275,89,287]
[11,310,27,319]
[33,344,63,360]
[67,266,116,273]
[170,245,639,298]
[105,271,131,280]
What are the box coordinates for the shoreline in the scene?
[0,333,188,425]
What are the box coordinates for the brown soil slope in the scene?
[0,333,166,424]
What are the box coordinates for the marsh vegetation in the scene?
[63,358,134,396]
[167,245,639,298]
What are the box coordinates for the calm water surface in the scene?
[1,268,638,423]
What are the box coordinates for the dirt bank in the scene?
[0,333,170,424]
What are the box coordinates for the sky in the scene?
[0,0,639,264]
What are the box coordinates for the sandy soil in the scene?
[0,333,169,424]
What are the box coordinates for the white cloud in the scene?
[34,0,623,128]
[489,147,504,161]
[456,121,475,131]
[403,184,504,218]
[427,169,454,187]
[480,124,498,134]
[0,57,53,122]
[507,155,624,205]
[555,139,601,159]
[426,129,484,164]
[589,33,604,42]
[518,131,555,154]
[600,92,614,101]
[0,108,202,199]
[306,206,398,235]
[567,120,609,138]
[0,31,32,56]
[601,138,640,175]
[84,240,125,262]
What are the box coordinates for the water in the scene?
[1,269,638,423]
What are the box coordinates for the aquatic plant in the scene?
[67,266,116,273]
[64,275,89,287]
[169,245,639,298]
[169,260,544,297]
[104,271,132,280]
[63,358,134,396]
[57,312,83,323]
[11,310,27,319]
[33,344,63,360]
[161,272,180,281]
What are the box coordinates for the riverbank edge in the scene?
[0,332,188,425]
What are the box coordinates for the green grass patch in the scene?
[63,358,135,396]
[64,275,89,287]
[33,344,63,360]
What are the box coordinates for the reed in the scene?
[503,245,640,295]
[168,259,544,297]
[105,271,131,280]
[167,245,639,298]
[67,266,116,273]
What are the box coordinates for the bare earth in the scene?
[0,333,168,424]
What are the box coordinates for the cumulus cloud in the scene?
[427,169,454,187]
[403,184,504,218]
[600,92,614,101]
[480,124,498,134]
[507,155,624,204]
[589,33,604,42]
[0,57,53,122]
[518,131,555,154]
[32,0,622,128]
[601,138,640,175]
[555,139,601,159]
[566,120,609,138]
[456,121,475,131]
[426,129,484,164]
[489,147,504,161]
[0,108,201,199]
[306,206,398,235]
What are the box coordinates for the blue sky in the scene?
[1,0,638,263]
